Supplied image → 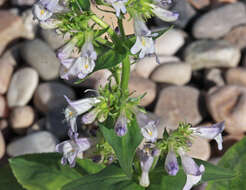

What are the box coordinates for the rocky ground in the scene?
[0,1,246,188]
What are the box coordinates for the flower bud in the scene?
[114,114,128,136]
[165,150,179,176]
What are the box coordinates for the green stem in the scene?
[121,55,130,95]
[91,15,114,36]
[118,18,125,39]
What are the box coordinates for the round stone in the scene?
[193,2,246,39]
[0,130,5,159]
[184,40,241,70]
[205,68,225,87]
[0,56,14,94]
[20,39,60,80]
[155,86,205,130]
[7,131,57,157]
[135,56,180,79]
[34,82,75,113]
[41,29,67,50]
[10,106,35,129]
[224,25,246,49]
[129,73,157,107]
[155,29,186,56]
[150,62,192,85]
[0,95,8,118]
[7,67,39,107]
[226,68,246,87]
[206,85,246,134]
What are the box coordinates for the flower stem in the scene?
[91,15,114,36]
[121,55,130,95]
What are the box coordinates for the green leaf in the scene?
[0,164,25,190]
[100,118,143,177]
[94,48,126,71]
[77,0,90,11]
[61,164,144,190]
[207,137,246,190]
[147,158,235,190]
[9,153,105,190]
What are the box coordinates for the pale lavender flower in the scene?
[165,150,179,176]
[39,0,64,13]
[64,95,101,132]
[178,149,205,190]
[131,15,155,59]
[32,3,53,21]
[191,121,225,150]
[141,120,158,143]
[114,113,128,136]
[56,131,91,167]
[150,4,179,22]
[106,0,128,17]
[81,108,99,124]
[57,38,79,60]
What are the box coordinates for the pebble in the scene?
[10,106,35,130]
[0,11,25,55]
[27,118,46,134]
[7,67,39,107]
[150,62,192,85]
[184,40,241,70]
[226,68,246,87]
[205,68,225,87]
[224,25,246,49]
[7,131,57,157]
[41,29,67,50]
[135,56,180,79]
[21,9,38,40]
[0,130,5,159]
[206,85,246,134]
[155,29,186,56]
[155,86,204,130]
[188,0,210,9]
[20,39,60,80]
[0,95,8,118]
[187,136,211,161]
[11,0,35,6]
[193,2,246,39]
[129,73,157,107]
[46,110,68,139]
[0,52,15,95]
[34,82,75,113]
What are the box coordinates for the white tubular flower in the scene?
[39,18,62,29]
[190,121,225,150]
[57,38,79,60]
[106,0,128,17]
[131,15,155,59]
[150,4,179,22]
[178,149,205,190]
[33,3,53,21]
[139,152,154,187]
[64,95,101,132]
[141,120,158,143]
[165,150,179,176]
[56,132,91,167]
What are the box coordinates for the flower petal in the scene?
[165,150,179,176]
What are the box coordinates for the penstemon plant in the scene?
[4,0,237,190]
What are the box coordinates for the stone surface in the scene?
[206,85,246,134]
[0,95,8,118]
[7,67,39,107]
[21,9,38,40]
[7,131,57,157]
[0,11,25,55]
[0,52,15,94]
[187,136,211,161]
[46,110,68,139]
[10,106,35,129]
[226,68,246,87]
[155,86,204,130]
[129,73,157,107]
[188,0,210,9]
[155,29,186,56]
[135,56,180,79]
[41,29,67,50]
[11,0,36,6]
[224,25,246,49]
[193,2,246,39]
[34,82,75,113]
[0,130,5,159]
[0,0,6,6]
[205,68,225,87]
[150,62,192,85]
[27,118,46,134]
[184,40,241,70]
[0,119,8,130]
[21,39,60,80]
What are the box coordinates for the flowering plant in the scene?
[5,0,236,190]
